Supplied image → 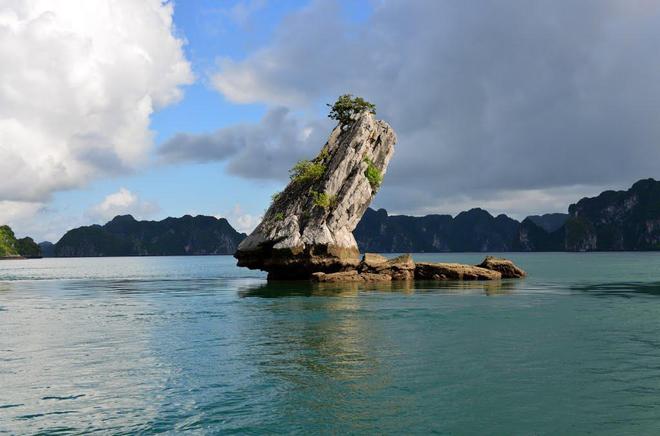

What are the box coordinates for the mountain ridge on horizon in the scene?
[51,214,246,257]
[27,177,660,256]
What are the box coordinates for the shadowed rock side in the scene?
[235,111,396,279]
[563,178,660,251]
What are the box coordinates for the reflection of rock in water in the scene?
[236,277,525,427]
[411,279,521,296]
[239,283,378,383]
[239,278,522,298]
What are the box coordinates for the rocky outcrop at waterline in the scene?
[311,254,523,282]
[414,261,502,281]
[234,106,525,282]
[477,256,526,279]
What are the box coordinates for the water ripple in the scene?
[2,255,660,433]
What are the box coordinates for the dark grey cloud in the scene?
[159,107,332,179]
[204,0,660,215]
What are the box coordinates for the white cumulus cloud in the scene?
[0,0,193,207]
[220,204,261,234]
[87,188,159,222]
[209,0,660,216]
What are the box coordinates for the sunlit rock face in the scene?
[235,112,396,279]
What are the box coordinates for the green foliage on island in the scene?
[364,158,383,191]
[310,190,336,209]
[16,237,40,257]
[273,212,285,222]
[271,192,282,203]
[316,147,330,163]
[0,225,41,257]
[289,159,326,184]
[0,225,19,257]
[327,94,376,125]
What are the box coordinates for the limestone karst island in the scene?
[235,96,525,282]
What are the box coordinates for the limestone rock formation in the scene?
[311,270,392,283]
[358,253,415,280]
[415,262,502,281]
[477,256,526,278]
[312,253,415,282]
[311,252,528,282]
[234,108,526,283]
[235,111,396,279]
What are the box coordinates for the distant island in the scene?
[52,215,245,257]
[5,178,660,258]
[354,207,551,252]
[356,179,660,252]
[0,225,40,258]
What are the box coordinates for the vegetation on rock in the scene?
[16,237,40,257]
[289,159,326,184]
[315,147,330,163]
[0,225,41,257]
[0,225,18,257]
[310,190,336,209]
[364,158,383,191]
[327,94,376,126]
[235,107,396,279]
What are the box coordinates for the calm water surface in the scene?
[3,253,660,434]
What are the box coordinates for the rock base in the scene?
[477,256,526,278]
[310,254,525,283]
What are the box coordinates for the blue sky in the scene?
[23,0,375,241]
[3,0,660,242]
[42,1,310,236]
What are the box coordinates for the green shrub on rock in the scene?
[271,191,282,203]
[289,160,326,184]
[0,225,18,257]
[364,158,383,191]
[327,94,376,126]
[310,190,336,209]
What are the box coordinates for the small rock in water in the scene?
[358,253,415,280]
[477,256,527,278]
[415,262,502,281]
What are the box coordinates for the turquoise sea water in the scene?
[3,253,660,434]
